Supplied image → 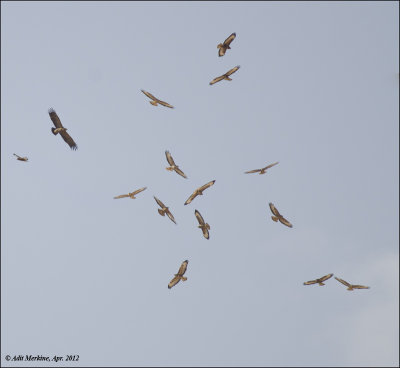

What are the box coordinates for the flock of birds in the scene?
[12,32,370,291]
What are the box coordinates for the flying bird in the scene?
[269,202,293,228]
[13,153,28,162]
[168,260,189,289]
[303,273,334,286]
[245,162,279,174]
[165,150,187,178]
[184,180,216,205]
[141,90,174,108]
[334,277,370,291]
[48,108,78,150]
[209,66,240,85]
[194,210,210,239]
[114,187,147,199]
[217,32,236,57]
[154,196,176,224]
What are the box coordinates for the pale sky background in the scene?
[1,1,399,367]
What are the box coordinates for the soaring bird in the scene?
[245,162,279,174]
[168,260,189,289]
[141,90,174,108]
[303,273,334,286]
[114,187,147,199]
[184,180,216,205]
[194,210,210,239]
[217,32,236,57]
[165,150,187,179]
[269,202,293,228]
[154,196,176,224]
[48,108,78,150]
[13,153,28,162]
[209,66,240,85]
[334,277,370,291]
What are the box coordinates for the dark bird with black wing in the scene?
[48,108,78,150]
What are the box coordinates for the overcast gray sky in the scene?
[1,1,399,367]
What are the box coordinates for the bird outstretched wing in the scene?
[114,194,130,199]
[334,277,351,288]
[59,130,78,150]
[132,187,147,196]
[225,65,240,76]
[154,196,166,209]
[199,180,216,192]
[262,162,279,171]
[269,203,281,217]
[184,192,198,205]
[352,284,370,289]
[168,275,181,289]
[279,216,293,228]
[48,108,63,129]
[175,167,187,179]
[195,210,205,225]
[319,273,334,283]
[177,260,188,276]
[244,169,261,174]
[209,74,226,85]
[166,209,177,224]
[165,150,175,166]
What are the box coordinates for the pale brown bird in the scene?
[334,277,370,291]
[114,187,147,199]
[13,153,28,162]
[168,260,189,289]
[209,66,240,85]
[303,273,334,286]
[154,196,176,224]
[269,202,293,228]
[217,32,236,57]
[245,162,279,174]
[194,210,210,240]
[48,108,78,150]
[165,150,187,179]
[184,180,216,205]
[141,89,174,108]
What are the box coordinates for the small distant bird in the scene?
[194,210,210,240]
[165,150,187,179]
[48,108,78,150]
[13,153,28,162]
[168,260,189,289]
[141,89,174,108]
[303,273,334,286]
[269,202,293,228]
[209,66,240,85]
[184,180,216,205]
[217,32,236,57]
[334,277,370,291]
[245,162,279,175]
[114,187,147,199]
[154,196,176,224]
